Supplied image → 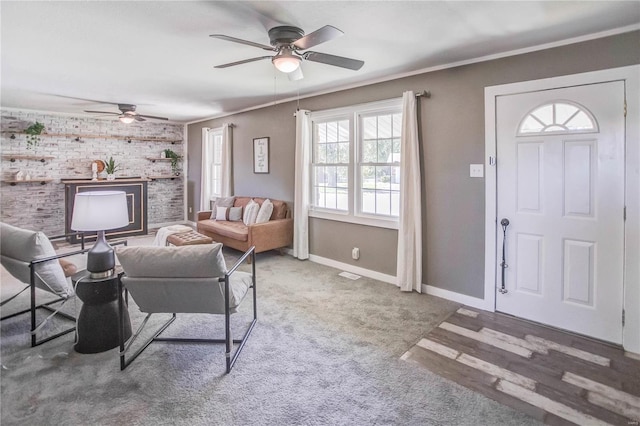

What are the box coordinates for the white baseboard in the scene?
[308,254,397,285]
[422,284,493,311]
[287,253,494,311]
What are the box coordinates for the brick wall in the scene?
[1,109,185,235]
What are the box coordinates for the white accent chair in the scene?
[0,222,86,346]
[116,243,256,373]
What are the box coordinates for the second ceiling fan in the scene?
[210,25,364,81]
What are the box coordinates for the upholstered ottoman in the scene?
[166,230,214,246]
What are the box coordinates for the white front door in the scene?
[496,81,625,343]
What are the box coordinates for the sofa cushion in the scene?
[270,200,288,220]
[198,219,249,241]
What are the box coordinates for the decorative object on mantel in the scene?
[15,171,24,181]
[160,151,167,159]
[91,160,106,181]
[24,121,45,149]
[163,149,182,176]
[253,137,269,174]
[104,156,120,180]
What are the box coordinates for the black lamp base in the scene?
[87,230,115,279]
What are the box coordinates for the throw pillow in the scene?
[215,206,243,221]
[215,206,228,221]
[228,206,243,222]
[209,196,235,219]
[243,200,260,225]
[255,199,274,224]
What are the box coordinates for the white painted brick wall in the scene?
[1,109,185,235]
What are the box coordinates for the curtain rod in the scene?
[415,90,431,98]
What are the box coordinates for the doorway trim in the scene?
[483,65,640,353]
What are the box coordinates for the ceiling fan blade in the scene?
[288,66,304,82]
[214,56,273,69]
[209,34,275,51]
[84,110,119,115]
[137,114,168,121]
[303,51,364,71]
[293,25,343,50]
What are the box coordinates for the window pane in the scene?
[326,143,338,163]
[315,166,326,187]
[363,116,377,139]
[392,138,401,163]
[378,115,392,138]
[338,142,349,164]
[519,116,544,133]
[565,111,595,130]
[377,139,392,163]
[556,103,578,125]
[337,166,348,188]
[391,191,400,216]
[392,113,402,138]
[362,139,377,163]
[361,166,375,189]
[327,121,338,142]
[361,189,376,214]
[338,120,349,142]
[325,187,337,209]
[390,166,400,189]
[316,122,327,143]
[376,166,391,190]
[376,191,391,215]
[337,188,348,211]
[531,104,553,124]
[315,143,327,163]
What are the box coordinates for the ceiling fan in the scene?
[84,104,169,124]
[210,25,364,81]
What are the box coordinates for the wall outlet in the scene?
[352,247,360,260]
[188,207,193,214]
[470,164,484,178]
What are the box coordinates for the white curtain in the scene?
[397,91,423,292]
[293,110,311,259]
[220,123,233,197]
[200,127,213,211]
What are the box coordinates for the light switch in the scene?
[470,164,484,178]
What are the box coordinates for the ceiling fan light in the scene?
[272,55,301,73]
[119,115,135,124]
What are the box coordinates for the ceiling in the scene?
[1,1,638,124]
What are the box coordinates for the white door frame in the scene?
[483,65,640,354]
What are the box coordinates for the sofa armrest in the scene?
[247,218,293,249]
[197,211,213,221]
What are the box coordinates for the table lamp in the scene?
[71,191,129,279]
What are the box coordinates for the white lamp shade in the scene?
[71,191,129,231]
[119,115,135,124]
[272,55,301,73]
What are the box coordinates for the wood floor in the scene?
[401,307,640,425]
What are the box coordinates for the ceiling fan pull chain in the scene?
[499,218,510,294]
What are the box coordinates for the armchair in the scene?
[116,243,257,373]
[0,222,87,347]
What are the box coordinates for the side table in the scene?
[72,268,132,354]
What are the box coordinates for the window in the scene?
[310,99,402,229]
[201,127,223,208]
[517,101,598,136]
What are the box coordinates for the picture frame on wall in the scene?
[253,137,269,174]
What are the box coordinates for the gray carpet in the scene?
[1,240,541,425]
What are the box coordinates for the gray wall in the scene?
[187,31,640,297]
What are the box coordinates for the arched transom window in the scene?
[517,101,598,136]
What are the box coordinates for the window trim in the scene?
[309,98,402,230]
